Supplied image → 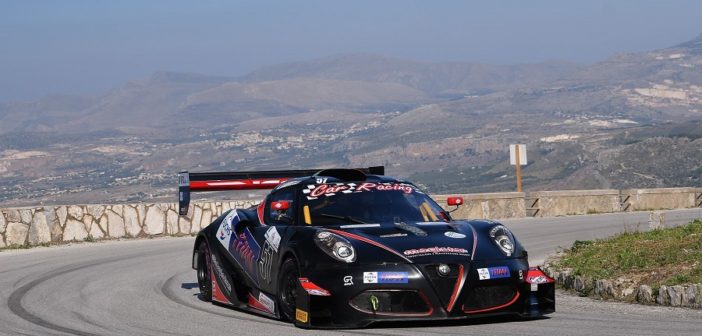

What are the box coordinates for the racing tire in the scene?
[196,242,212,302]
[278,258,300,322]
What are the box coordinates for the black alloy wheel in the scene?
[197,242,212,301]
[278,258,300,321]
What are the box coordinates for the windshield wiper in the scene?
[317,213,367,224]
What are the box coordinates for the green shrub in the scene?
[559,220,702,286]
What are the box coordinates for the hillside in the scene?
[244,53,583,95]
[1,34,702,206]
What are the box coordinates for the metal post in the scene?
[515,145,522,192]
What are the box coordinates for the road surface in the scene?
[1,208,701,335]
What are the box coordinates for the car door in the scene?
[224,188,293,288]
[250,186,297,292]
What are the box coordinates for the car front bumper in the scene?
[294,258,555,328]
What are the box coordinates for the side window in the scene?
[267,187,296,225]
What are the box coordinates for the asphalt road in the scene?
[1,208,701,336]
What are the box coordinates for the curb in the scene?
[543,253,702,309]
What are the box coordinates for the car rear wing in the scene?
[178,166,384,215]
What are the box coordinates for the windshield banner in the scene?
[302,182,419,200]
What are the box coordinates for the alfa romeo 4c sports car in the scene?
[178,166,554,328]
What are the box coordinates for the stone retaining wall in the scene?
[0,201,257,248]
[1,187,701,248]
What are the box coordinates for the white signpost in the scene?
[509,144,527,166]
[509,144,527,192]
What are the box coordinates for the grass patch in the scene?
[559,220,702,286]
[0,243,32,251]
[0,242,54,251]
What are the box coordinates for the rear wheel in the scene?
[196,242,212,302]
[278,258,299,321]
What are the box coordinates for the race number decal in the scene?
[258,241,276,284]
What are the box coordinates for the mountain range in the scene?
[1,33,701,206]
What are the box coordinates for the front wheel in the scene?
[278,258,299,321]
[196,242,212,302]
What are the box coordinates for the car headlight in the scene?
[489,225,515,257]
[314,230,356,263]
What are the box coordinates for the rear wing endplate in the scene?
[178,166,384,215]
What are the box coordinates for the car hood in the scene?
[327,221,476,263]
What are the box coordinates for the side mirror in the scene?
[446,197,464,206]
[271,201,290,211]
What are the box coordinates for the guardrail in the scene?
[1,187,701,248]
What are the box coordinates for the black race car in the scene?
[179,167,554,328]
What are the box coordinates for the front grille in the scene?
[423,264,460,308]
[349,290,432,316]
[462,285,518,313]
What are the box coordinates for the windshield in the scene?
[301,182,448,226]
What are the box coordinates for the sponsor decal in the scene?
[248,293,274,314]
[356,182,415,194]
[490,266,510,278]
[307,183,351,198]
[526,268,554,284]
[264,226,281,252]
[178,173,190,186]
[531,283,539,292]
[477,268,490,280]
[444,231,466,239]
[299,277,331,296]
[379,272,409,283]
[528,275,549,284]
[259,292,275,314]
[295,308,309,323]
[210,254,232,293]
[230,228,261,279]
[363,272,409,284]
[343,275,354,286]
[217,210,239,249]
[403,246,470,257]
[363,272,378,284]
[379,233,408,238]
[210,267,231,304]
[477,266,511,280]
[302,182,418,200]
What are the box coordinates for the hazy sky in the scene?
[2,0,702,102]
